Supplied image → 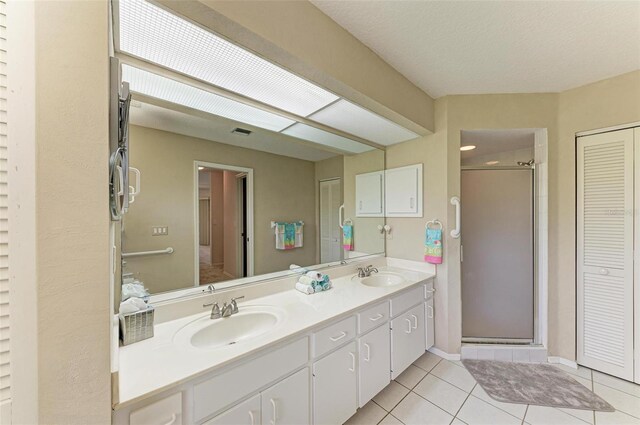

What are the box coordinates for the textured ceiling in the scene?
[311,1,640,97]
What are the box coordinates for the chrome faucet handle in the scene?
[231,296,245,314]
[204,302,221,319]
[357,267,366,278]
[221,302,233,318]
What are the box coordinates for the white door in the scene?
[261,368,309,425]
[425,296,435,350]
[205,394,260,425]
[636,127,640,384]
[355,171,384,217]
[319,179,342,263]
[313,342,357,425]
[385,164,423,217]
[359,324,391,407]
[577,128,634,381]
[391,304,426,380]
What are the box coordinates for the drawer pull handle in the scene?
[369,313,384,322]
[364,343,371,362]
[405,318,412,334]
[249,410,255,425]
[427,305,434,319]
[270,398,277,425]
[162,414,177,425]
[425,288,435,293]
[411,314,418,330]
[330,331,347,342]
[349,352,356,372]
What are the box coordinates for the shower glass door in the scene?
[461,168,534,341]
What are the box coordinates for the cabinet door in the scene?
[261,368,310,425]
[385,164,422,217]
[391,304,426,379]
[205,394,261,425]
[313,342,358,425]
[425,298,434,350]
[355,171,384,217]
[130,393,182,425]
[359,324,390,407]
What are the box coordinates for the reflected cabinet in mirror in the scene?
[120,103,385,297]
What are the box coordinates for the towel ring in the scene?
[426,219,443,230]
[344,218,353,226]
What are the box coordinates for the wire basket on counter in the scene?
[119,306,154,346]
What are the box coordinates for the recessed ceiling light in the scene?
[460,145,476,151]
[198,166,205,170]
[485,160,499,165]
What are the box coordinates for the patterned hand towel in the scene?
[342,224,354,251]
[284,223,296,249]
[424,228,443,264]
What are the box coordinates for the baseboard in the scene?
[428,347,461,361]
[547,356,578,369]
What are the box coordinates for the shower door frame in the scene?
[460,165,538,345]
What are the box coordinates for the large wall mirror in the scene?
[119,97,385,298]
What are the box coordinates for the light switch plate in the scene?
[152,226,168,236]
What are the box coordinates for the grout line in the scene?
[522,405,529,425]
[412,356,442,373]
[452,383,476,421]
[591,370,597,425]
[410,388,461,420]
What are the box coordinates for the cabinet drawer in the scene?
[194,337,308,422]
[204,394,260,425]
[391,285,425,317]
[313,315,357,358]
[130,392,182,425]
[358,302,389,334]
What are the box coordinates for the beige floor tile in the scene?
[596,410,640,425]
[557,407,594,424]
[550,364,592,381]
[373,381,410,412]
[391,392,453,425]
[395,365,427,389]
[413,351,442,372]
[525,405,591,425]
[457,396,521,425]
[378,413,404,425]
[413,374,468,415]
[572,375,593,390]
[430,360,476,392]
[451,420,467,425]
[470,385,528,419]
[344,400,387,425]
[594,383,640,418]
[592,370,640,397]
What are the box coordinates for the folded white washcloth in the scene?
[119,297,148,314]
[305,271,323,280]
[298,275,316,286]
[295,281,315,295]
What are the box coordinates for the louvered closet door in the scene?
[577,128,634,381]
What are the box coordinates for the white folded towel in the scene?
[305,271,323,280]
[295,281,315,295]
[119,297,148,314]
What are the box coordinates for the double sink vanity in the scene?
[113,262,435,425]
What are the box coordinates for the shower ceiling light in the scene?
[485,160,499,165]
[460,145,477,151]
[122,65,295,132]
[118,0,339,117]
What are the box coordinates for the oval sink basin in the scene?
[174,306,284,350]
[360,272,406,287]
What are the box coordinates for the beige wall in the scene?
[9,0,112,423]
[157,0,433,134]
[125,125,317,294]
[343,149,386,257]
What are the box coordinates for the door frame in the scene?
[193,161,254,286]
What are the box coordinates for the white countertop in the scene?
[117,266,434,408]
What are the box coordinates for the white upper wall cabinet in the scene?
[385,164,423,217]
[355,171,385,217]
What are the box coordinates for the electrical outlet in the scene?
[152,226,169,236]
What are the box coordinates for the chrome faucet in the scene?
[357,265,379,278]
[205,296,245,319]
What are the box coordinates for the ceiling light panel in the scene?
[118,0,339,117]
[122,65,295,132]
[283,123,373,154]
[309,99,419,146]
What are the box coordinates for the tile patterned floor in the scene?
[344,352,640,425]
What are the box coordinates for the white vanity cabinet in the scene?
[129,392,182,425]
[358,324,390,407]
[355,171,384,217]
[384,164,423,217]
[205,394,260,425]
[391,304,426,380]
[260,368,310,425]
[313,341,358,425]
[425,283,435,350]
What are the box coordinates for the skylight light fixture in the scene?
[118,0,339,117]
[283,123,373,154]
[308,99,419,145]
[460,145,477,151]
[122,65,295,132]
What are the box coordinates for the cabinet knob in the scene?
[599,268,609,275]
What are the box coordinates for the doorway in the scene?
[195,161,254,286]
[319,178,343,264]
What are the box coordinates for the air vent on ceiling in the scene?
[232,127,252,136]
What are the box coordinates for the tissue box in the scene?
[119,306,154,346]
